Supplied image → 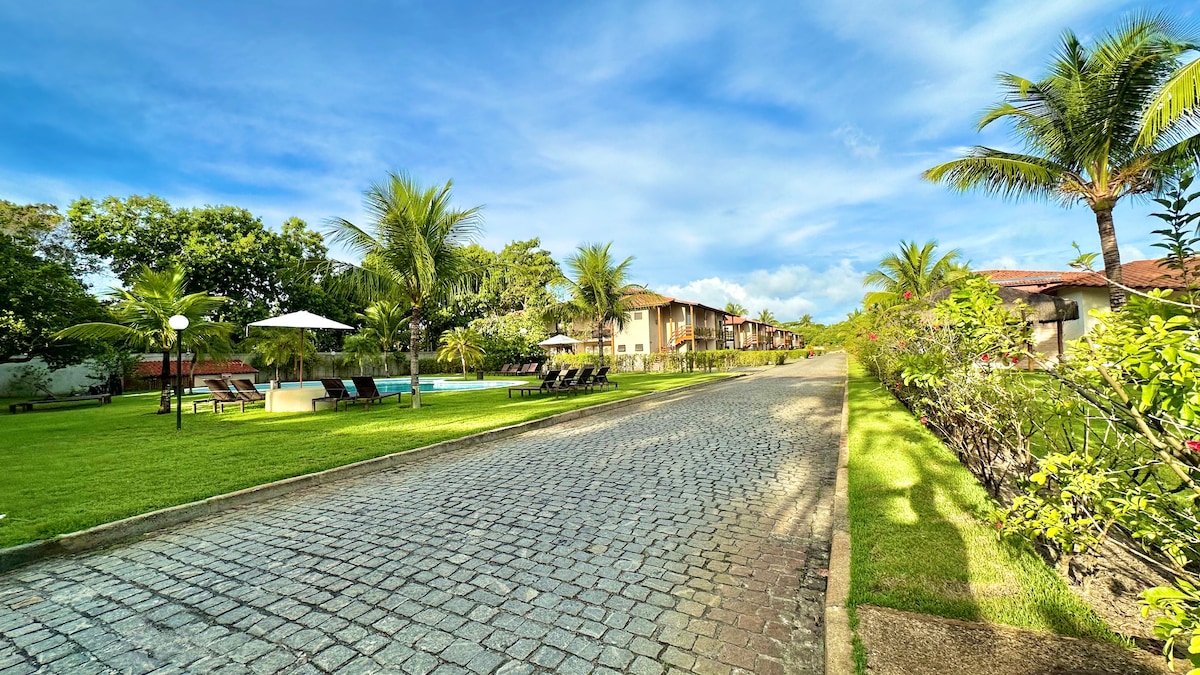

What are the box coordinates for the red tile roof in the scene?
[625,293,726,315]
[135,358,258,378]
[981,259,1198,292]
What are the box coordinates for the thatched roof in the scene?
[927,286,1079,323]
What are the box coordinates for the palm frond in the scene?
[923,149,1064,201]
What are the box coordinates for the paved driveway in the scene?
[0,354,845,675]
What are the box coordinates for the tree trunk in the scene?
[1094,206,1126,310]
[410,306,422,409]
[383,350,389,376]
[461,353,467,377]
[597,320,605,367]
[157,351,171,414]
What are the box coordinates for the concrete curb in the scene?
[825,362,854,674]
[0,373,744,574]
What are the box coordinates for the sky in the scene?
[0,0,1193,323]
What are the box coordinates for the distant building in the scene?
[134,358,259,390]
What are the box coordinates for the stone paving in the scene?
[0,354,845,674]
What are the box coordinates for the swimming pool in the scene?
[192,377,525,395]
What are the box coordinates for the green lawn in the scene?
[846,361,1113,641]
[0,371,730,549]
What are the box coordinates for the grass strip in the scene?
[846,361,1113,640]
[0,372,730,549]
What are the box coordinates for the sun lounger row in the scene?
[313,377,401,412]
[194,378,265,412]
[507,366,617,398]
[497,363,542,375]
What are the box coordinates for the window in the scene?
[635,344,644,352]
[617,345,626,353]
[633,311,643,320]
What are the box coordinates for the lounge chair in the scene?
[8,387,112,414]
[498,363,517,375]
[549,368,580,398]
[231,379,266,402]
[518,362,541,375]
[313,378,356,412]
[195,379,256,413]
[560,365,594,394]
[593,366,618,391]
[508,369,561,398]
[350,376,401,410]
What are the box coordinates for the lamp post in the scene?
[168,315,189,430]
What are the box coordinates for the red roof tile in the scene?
[135,358,258,378]
[981,259,1198,292]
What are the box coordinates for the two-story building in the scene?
[566,294,729,358]
[723,316,801,350]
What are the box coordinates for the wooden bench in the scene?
[9,393,112,414]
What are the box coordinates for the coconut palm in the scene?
[924,14,1200,310]
[864,240,967,307]
[245,327,317,383]
[56,265,231,413]
[724,302,747,316]
[326,172,483,408]
[756,309,777,326]
[357,299,409,375]
[437,327,485,377]
[556,242,651,366]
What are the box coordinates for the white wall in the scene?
[0,359,103,396]
[1057,288,1110,342]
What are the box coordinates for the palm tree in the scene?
[326,172,483,408]
[557,242,651,366]
[340,332,383,376]
[797,314,814,326]
[864,240,967,307]
[724,302,747,316]
[357,299,409,375]
[246,328,316,382]
[924,14,1200,310]
[756,309,777,326]
[56,266,231,413]
[437,327,485,377]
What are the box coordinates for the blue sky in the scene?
[0,0,1192,322]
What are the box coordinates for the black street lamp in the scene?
[168,314,189,430]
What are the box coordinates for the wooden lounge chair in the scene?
[350,376,401,410]
[508,369,560,398]
[565,366,596,394]
[498,363,517,375]
[313,378,356,412]
[195,379,256,413]
[549,368,580,398]
[231,378,266,402]
[593,366,618,390]
[8,387,112,414]
[518,362,541,375]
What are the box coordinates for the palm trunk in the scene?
[597,320,605,367]
[383,350,389,376]
[410,306,422,409]
[460,353,467,377]
[1094,206,1126,310]
[157,351,171,414]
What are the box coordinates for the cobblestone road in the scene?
[0,354,845,675]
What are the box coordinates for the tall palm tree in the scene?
[326,172,482,408]
[724,302,747,316]
[756,309,778,326]
[864,240,967,307]
[557,242,651,366]
[340,332,383,376]
[437,327,485,377]
[357,299,409,375]
[56,266,231,413]
[924,14,1200,310]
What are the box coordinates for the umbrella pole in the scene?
[299,327,304,388]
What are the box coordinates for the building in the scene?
[723,316,801,350]
[982,258,1197,342]
[565,295,728,357]
[134,358,259,390]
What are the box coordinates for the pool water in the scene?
[193,377,525,395]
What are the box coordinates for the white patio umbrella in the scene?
[247,311,354,387]
[539,334,580,354]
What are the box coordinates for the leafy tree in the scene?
[724,302,747,316]
[56,266,232,413]
[1149,173,1200,307]
[486,239,563,313]
[0,202,106,368]
[469,310,549,370]
[864,240,967,307]
[556,242,650,366]
[924,14,1200,310]
[756,309,778,326]
[357,299,410,375]
[437,327,485,376]
[326,172,483,409]
[68,196,333,326]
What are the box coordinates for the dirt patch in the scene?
[857,605,1169,675]
[1062,535,1176,640]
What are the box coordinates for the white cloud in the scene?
[660,260,865,323]
[833,125,880,159]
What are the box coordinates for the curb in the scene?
[0,373,744,573]
[825,362,854,674]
